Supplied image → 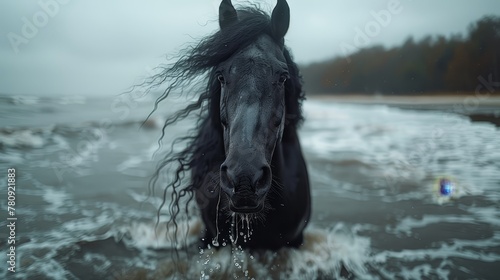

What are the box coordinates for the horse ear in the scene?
[271,0,290,41]
[219,0,238,29]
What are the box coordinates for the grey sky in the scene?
[1,0,499,96]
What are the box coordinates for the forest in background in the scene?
[300,16,500,95]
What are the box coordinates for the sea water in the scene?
[0,94,499,279]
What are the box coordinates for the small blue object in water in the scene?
[439,179,453,196]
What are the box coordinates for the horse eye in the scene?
[220,116,228,128]
[272,116,282,127]
[217,75,225,84]
[279,73,289,84]
[221,119,228,128]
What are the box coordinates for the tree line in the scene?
[300,16,500,95]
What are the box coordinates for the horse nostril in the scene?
[220,164,228,182]
[220,164,228,174]
[254,166,271,189]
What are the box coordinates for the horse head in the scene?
[216,0,291,214]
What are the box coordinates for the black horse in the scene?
[150,0,310,250]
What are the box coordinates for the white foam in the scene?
[43,187,70,213]
[0,150,24,164]
[57,95,87,105]
[62,212,116,232]
[21,258,77,280]
[10,95,40,105]
[0,129,46,148]
[388,206,500,236]
[149,223,372,279]
[372,241,499,279]
[466,206,500,227]
[387,215,474,236]
[83,253,112,272]
[373,233,500,264]
[128,191,166,210]
[13,240,80,280]
[121,219,201,250]
[116,156,147,176]
[395,262,450,280]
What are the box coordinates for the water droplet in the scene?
[212,238,219,247]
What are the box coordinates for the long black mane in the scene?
[145,6,305,246]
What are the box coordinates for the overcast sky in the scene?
[1,0,499,96]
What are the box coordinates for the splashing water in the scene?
[150,223,370,280]
[229,213,254,246]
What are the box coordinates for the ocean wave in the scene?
[0,95,87,106]
[0,128,48,149]
[0,116,166,151]
[117,221,372,280]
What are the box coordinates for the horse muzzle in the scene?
[228,192,264,213]
[220,161,271,213]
